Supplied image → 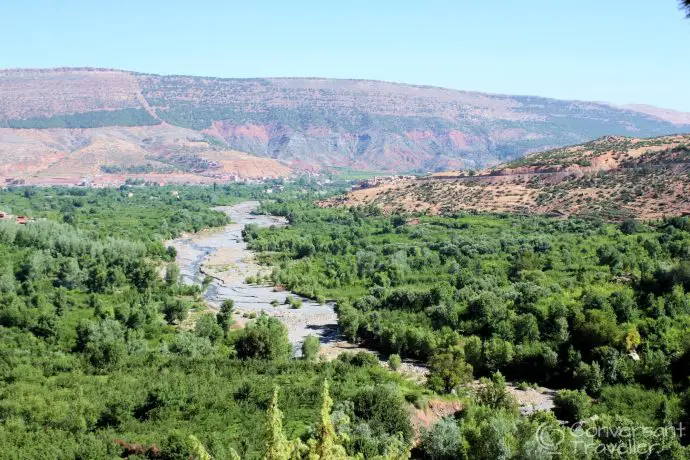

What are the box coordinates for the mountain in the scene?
[0,68,689,184]
[325,134,690,220]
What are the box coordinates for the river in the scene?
[167,201,340,354]
[165,202,557,411]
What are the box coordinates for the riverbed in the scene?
[166,201,555,412]
[167,201,340,354]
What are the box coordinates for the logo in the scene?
[534,420,685,456]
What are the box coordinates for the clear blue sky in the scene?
[2,0,689,110]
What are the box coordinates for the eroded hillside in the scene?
[1,68,689,178]
[325,134,690,220]
[0,124,291,185]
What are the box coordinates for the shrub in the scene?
[235,314,291,360]
[302,335,320,361]
[427,350,473,394]
[194,313,223,343]
[388,354,402,371]
[352,385,414,442]
[419,418,461,460]
[554,389,591,423]
[162,298,188,325]
[216,299,234,333]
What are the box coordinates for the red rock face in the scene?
[207,122,271,143]
[0,68,688,173]
[448,130,474,149]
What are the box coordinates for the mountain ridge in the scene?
[0,67,689,183]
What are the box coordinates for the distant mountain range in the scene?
[325,134,690,220]
[1,67,689,184]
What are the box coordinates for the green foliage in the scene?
[162,298,189,324]
[7,108,159,129]
[75,318,127,370]
[351,384,414,443]
[0,187,423,459]
[217,299,234,334]
[5,185,690,458]
[427,350,473,394]
[264,388,291,460]
[388,354,402,371]
[235,313,292,360]
[554,389,592,423]
[420,418,462,460]
[249,200,690,400]
[195,313,223,343]
[308,380,349,459]
[165,263,180,287]
[475,372,518,413]
[302,335,320,361]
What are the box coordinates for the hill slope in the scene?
[0,124,291,185]
[325,134,690,220]
[1,68,689,178]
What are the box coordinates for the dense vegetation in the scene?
[4,183,690,458]
[247,199,690,456]
[6,108,159,129]
[0,184,433,459]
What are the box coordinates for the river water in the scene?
[167,201,339,354]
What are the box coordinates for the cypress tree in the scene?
[264,388,290,460]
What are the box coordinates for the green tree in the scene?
[165,263,180,287]
[573,362,603,396]
[189,435,213,460]
[264,388,290,460]
[554,390,591,423]
[195,313,223,343]
[308,380,348,460]
[428,349,473,394]
[162,298,188,325]
[75,318,126,370]
[235,314,291,360]
[161,431,195,460]
[420,418,461,460]
[302,335,320,361]
[217,299,234,334]
[388,354,402,371]
[475,372,518,412]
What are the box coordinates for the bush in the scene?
[75,319,127,370]
[427,350,473,394]
[419,418,461,460]
[235,314,291,360]
[337,351,380,367]
[194,313,223,343]
[162,298,188,325]
[285,296,303,309]
[160,431,194,460]
[216,299,234,333]
[554,389,591,423]
[388,354,402,371]
[302,334,320,361]
[352,385,414,442]
[475,372,518,412]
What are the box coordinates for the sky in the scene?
[2,0,689,110]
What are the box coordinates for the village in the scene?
[0,210,30,225]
